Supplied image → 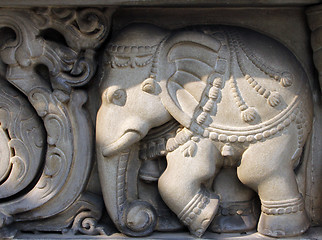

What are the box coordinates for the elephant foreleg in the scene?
[237,133,309,237]
[158,130,221,237]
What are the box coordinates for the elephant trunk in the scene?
[98,142,158,237]
[96,105,161,236]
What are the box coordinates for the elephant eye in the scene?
[141,77,156,94]
[107,88,127,106]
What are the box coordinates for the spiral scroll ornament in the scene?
[0,7,112,236]
[71,211,109,236]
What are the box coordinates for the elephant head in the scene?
[97,26,170,158]
[97,24,229,158]
[96,24,313,237]
[96,24,172,236]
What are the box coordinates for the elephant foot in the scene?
[258,196,309,237]
[178,188,219,237]
[209,200,259,233]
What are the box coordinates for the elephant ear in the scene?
[157,30,226,129]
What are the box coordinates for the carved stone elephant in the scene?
[96,24,313,238]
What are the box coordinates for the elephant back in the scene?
[156,26,313,143]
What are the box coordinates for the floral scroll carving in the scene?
[0,8,112,237]
[0,79,45,199]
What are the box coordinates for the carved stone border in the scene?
[0,7,113,237]
[0,0,319,7]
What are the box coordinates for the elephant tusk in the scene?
[102,130,142,157]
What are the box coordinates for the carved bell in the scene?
[221,143,234,157]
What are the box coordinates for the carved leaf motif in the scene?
[29,92,49,117]
[0,80,45,199]
[10,156,26,181]
[34,8,111,51]
[45,115,63,146]
[44,153,63,177]
[166,138,178,152]
[268,92,281,107]
[180,140,197,158]
[8,140,28,180]
[241,108,257,123]
[280,72,293,87]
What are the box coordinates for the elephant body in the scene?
[96,24,313,237]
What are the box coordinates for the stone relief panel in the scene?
[0,6,318,239]
[96,24,313,238]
